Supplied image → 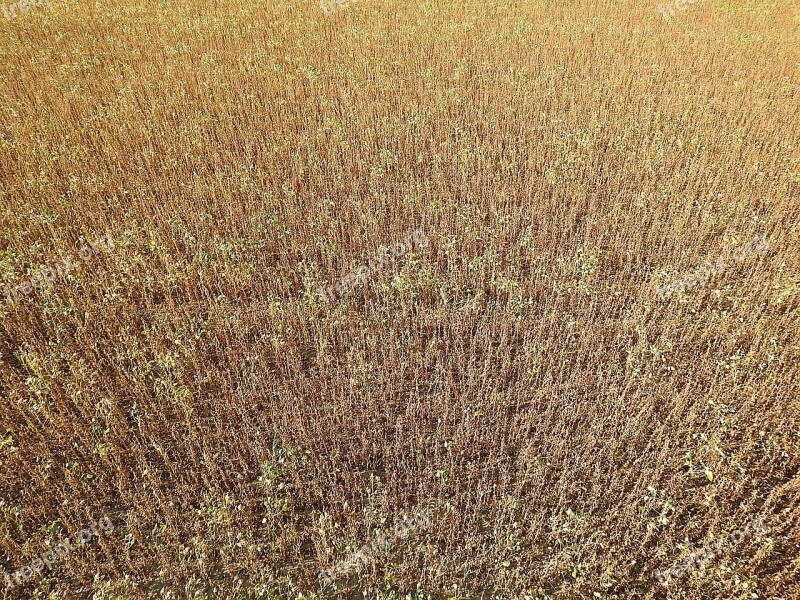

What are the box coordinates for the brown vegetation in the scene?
[0,0,799,597]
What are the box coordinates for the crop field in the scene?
[1,0,799,597]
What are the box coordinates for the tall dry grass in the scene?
[0,0,799,597]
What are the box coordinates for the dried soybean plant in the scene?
[0,0,798,597]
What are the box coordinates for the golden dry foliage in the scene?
[0,0,799,597]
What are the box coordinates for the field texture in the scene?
[1,0,799,597]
